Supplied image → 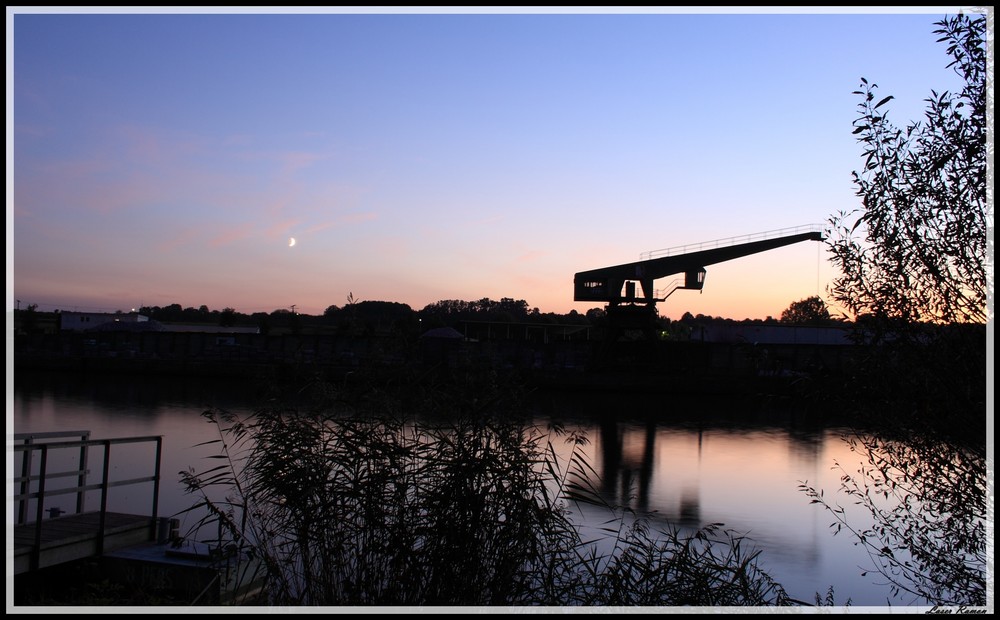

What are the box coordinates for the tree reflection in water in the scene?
[801,428,987,607]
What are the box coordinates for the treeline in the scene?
[131,295,842,336]
[133,296,604,336]
[15,294,843,337]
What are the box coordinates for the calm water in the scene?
[9,370,908,606]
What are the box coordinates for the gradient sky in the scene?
[7,7,974,320]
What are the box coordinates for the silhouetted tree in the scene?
[19,304,40,334]
[219,307,237,327]
[779,296,831,325]
[253,312,271,335]
[585,307,606,323]
[349,301,415,335]
[827,13,987,327]
[162,304,184,322]
[823,12,987,415]
[804,14,988,608]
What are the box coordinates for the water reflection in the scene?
[526,389,885,605]
[11,371,893,606]
[529,390,836,521]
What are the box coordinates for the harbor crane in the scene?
[574,225,825,334]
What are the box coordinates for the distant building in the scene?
[57,310,260,334]
[152,324,259,335]
[59,311,149,332]
[695,323,851,346]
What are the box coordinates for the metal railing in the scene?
[654,277,685,301]
[13,433,163,566]
[640,224,826,261]
[15,430,92,524]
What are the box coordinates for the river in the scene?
[9,369,913,607]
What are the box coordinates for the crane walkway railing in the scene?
[654,278,685,301]
[640,224,826,261]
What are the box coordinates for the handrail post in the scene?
[97,440,111,556]
[76,431,91,514]
[18,437,34,525]
[150,437,162,540]
[31,445,49,572]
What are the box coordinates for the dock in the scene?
[13,429,263,605]
[13,511,156,575]
[13,430,164,573]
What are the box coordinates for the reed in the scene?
[178,364,793,606]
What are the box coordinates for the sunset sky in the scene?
[7,7,971,320]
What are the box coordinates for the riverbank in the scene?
[14,330,855,399]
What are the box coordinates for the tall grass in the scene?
[178,364,792,606]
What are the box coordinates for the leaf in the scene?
[874,95,894,109]
[193,438,224,448]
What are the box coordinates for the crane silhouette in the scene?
[574,225,825,338]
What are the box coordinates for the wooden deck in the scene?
[13,511,156,575]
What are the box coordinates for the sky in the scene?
[7,6,979,321]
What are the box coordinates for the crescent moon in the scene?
[289,237,296,247]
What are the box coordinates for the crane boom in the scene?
[574,229,824,307]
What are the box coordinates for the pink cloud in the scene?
[278,151,326,174]
[302,212,378,235]
[155,227,202,253]
[17,121,374,255]
[77,173,163,215]
[222,133,254,147]
[266,218,303,240]
[209,222,256,247]
[115,124,208,162]
[14,122,54,138]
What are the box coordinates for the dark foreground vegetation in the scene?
[176,363,798,607]
[14,559,192,606]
